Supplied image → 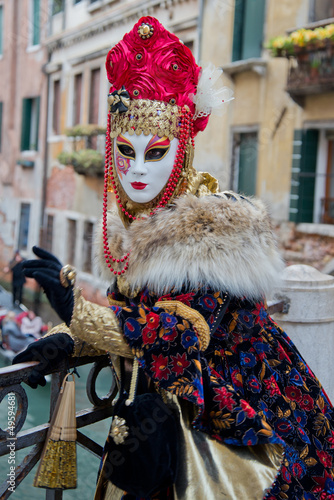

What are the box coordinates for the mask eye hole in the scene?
[145,147,169,162]
[117,144,135,159]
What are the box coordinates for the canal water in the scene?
[0,359,114,499]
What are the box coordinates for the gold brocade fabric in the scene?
[69,290,133,358]
[95,396,283,500]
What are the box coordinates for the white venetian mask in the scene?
[114,132,178,203]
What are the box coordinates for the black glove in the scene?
[22,246,74,326]
[12,333,74,388]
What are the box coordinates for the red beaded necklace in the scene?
[102,106,195,276]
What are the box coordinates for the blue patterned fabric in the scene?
[109,287,334,500]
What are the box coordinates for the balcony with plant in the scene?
[267,23,334,104]
[57,124,106,177]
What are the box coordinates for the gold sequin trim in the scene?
[109,99,181,141]
[34,440,77,489]
[155,300,211,351]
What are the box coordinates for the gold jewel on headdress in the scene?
[137,22,154,39]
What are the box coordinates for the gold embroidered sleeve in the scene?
[69,288,133,358]
[43,323,105,358]
[155,300,211,351]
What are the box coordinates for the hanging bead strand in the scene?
[102,110,130,276]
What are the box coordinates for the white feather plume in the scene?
[191,63,234,119]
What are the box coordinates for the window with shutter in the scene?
[83,221,94,273]
[18,204,31,251]
[45,215,54,253]
[53,80,61,135]
[309,0,334,22]
[20,97,40,151]
[289,129,319,223]
[67,219,77,266]
[233,131,258,196]
[232,0,266,62]
[73,73,82,126]
[89,68,100,149]
[32,0,40,46]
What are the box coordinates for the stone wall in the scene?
[275,222,334,275]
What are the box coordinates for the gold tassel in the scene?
[34,373,77,489]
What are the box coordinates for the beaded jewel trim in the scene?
[109,99,182,141]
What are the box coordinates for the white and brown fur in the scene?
[95,193,284,299]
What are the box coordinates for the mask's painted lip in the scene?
[131,182,147,190]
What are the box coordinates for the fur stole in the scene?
[95,193,284,299]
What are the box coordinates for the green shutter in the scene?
[238,132,258,196]
[232,0,245,62]
[33,96,40,151]
[21,98,32,151]
[299,129,318,222]
[289,130,302,222]
[232,0,265,61]
[242,0,266,60]
[33,0,40,45]
[18,203,31,250]
[0,6,3,56]
[289,129,318,223]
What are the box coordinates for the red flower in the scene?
[161,292,195,307]
[171,352,190,376]
[317,450,333,468]
[162,327,178,343]
[263,376,281,397]
[327,431,334,449]
[142,325,157,345]
[285,386,302,402]
[252,302,267,327]
[150,354,171,381]
[145,312,160,330]
[213,387,236,411]
[193,390,204,405]
[240,400,256,418]
[299,394,314,411]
